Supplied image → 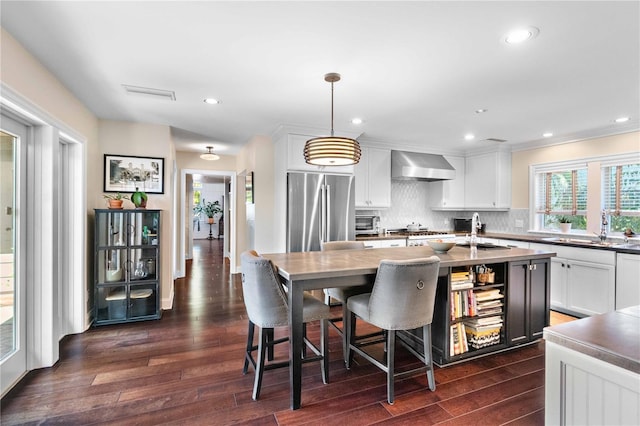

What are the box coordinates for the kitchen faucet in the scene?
[599,209,608,243]
[471,212,481,247]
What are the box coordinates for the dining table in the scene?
[262,244,553,410]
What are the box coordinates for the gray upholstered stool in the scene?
[321,241,376,363]
[240,250,331,400]
[345,256,440,404]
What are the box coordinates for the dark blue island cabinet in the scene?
[93,209,162,326]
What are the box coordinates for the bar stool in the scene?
[240,250,331,400]
[345,256,440,404]
[321,241,376,363]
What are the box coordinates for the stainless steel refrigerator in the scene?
[287,172,355,252]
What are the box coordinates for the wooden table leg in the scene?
[288,280,304,410]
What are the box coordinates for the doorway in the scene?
[179,169,236,277]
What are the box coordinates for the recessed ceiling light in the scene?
[504,27,539,44]
[351,118,363,125]
[464,133,475,141]
[614,116,630,123]
[543,132,553,138]
[204,98,220,105]
[475,109,488,114]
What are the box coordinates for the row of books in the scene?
[450,288,504,320]
[450,315,504,356]
[449,322,469,356]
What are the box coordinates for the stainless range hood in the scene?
[391,150,456,181]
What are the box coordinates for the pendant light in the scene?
[304,73,361,166]
[200,146,220,161]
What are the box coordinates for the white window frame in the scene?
[529,152,640,235]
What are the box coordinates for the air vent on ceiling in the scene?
[481,138,508,143]
[122,84,176,101]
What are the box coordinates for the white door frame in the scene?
[0,84,87,394]
[179,169,237,276]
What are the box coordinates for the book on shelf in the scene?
[451,271,471,280]
[474,289,504,302]
[451,280,474,290]
[466,315,503,326]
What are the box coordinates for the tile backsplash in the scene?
[358,180,529,234]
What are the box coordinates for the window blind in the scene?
[535,168,587,214]
[602,163,640,216]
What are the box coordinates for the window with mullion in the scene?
[602,162,640,232]
[535,168,587,230]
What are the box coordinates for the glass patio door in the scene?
[0,116,26,396]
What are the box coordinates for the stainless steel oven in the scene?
[355,215,380,235]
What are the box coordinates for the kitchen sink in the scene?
[456,243,511,250]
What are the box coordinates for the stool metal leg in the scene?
[386,330,396,405]
[243,321,255,375]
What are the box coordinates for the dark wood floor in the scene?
[1,239,549,425]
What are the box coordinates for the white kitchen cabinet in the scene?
[360,238,406,249]
[428,155,465,210]
[355,147,391,208]
[464,150,511,210]
[616,253,640,309]
[530,243,615,316]
[378,238,406,248]
[286,133,355,174]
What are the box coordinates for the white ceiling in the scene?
[2,1,639,156]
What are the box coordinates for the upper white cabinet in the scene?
[286,133,355,174]
[428,155,465,210]
[464,150,511,210]
[355,147,391,209]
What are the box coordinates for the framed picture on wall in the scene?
[245,171,254,204]
[104,154,164,193]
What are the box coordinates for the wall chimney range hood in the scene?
[391,150,456,181]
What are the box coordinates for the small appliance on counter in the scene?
[355,215,380,235]
[454,218,486,234]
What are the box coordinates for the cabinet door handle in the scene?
[567,264,571,269]
[561,263,565,267]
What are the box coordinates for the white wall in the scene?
[97,120,176,309]
[236,135,276,261]
[511,131,640,209]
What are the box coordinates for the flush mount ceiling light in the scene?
[543,132,554,138]
[304,73,361,166]
[504,26,539,44]
[204,98,220,105]
[464,133,475,141]
[351,118,363,125]
[475,108,488,114]
[615,116,630,123]
[200,146,220,161]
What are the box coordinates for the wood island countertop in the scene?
[263,245,555,282]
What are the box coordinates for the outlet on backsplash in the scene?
[515,219,524,228]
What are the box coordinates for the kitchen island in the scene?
[263,244,555,409]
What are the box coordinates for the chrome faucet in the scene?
[599,210,608,243]
[471,212,481,247]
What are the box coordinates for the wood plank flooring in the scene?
[0,239,569,425]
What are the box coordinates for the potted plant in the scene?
[131,187,148,209]
[557,216,572,233]
[193,199,222,224]
[103,193,129,209]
